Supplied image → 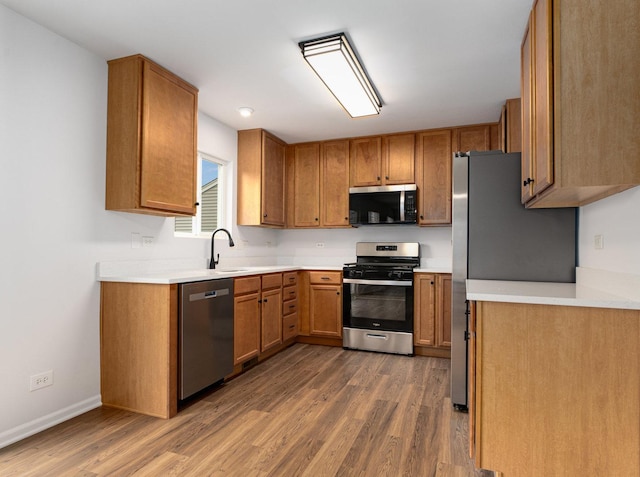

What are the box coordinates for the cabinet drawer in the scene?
[283,285,297,302]
[309,271,342,285]
[234,276,261,295]
[261,273,283,290]
[283,271,297,286]
[283,299,298,316]
[283,313,298,341]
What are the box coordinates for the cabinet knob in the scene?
[523,178,534,186]
[194,202,200,206]
[337,291,340,295]
[315,218,318,221]
[263,298,268,303]
[258,299,262,303]
[385,176,389,180]
[420,215,424,219]
[377,176,381,180]
[263,213,268,218]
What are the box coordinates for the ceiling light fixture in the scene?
[238,107,254,118]
[299,33,381,118]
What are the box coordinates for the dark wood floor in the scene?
[1,344,493,476]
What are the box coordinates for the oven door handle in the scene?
[343,278,413,287]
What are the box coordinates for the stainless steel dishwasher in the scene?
[179,278,234,400]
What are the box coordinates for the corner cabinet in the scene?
[106,54,198,216]
[237,129,286,227]
[521,0,640,207]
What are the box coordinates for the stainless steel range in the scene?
[342,242,419,356]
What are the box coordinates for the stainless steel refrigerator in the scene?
[451,151,576,411]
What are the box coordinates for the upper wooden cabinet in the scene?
[416,129,453,225]
[521,0,640,208]
[106,54,198,216]
[497,98,522,153]
[350,134,415,187]
[454,125,492,153]
[237,129,286,227]
[288,140,350,228]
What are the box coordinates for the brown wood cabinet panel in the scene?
[521,19,534,203]
[416,129,452,225]
[237,129,286,227]
[505,98,522,153]
[436,274,452,348]
[321,140,350,227]
[283,271,297,287]
[106,55,197,216]
[350,137,382,187]
[234,276,261,295]
[382,133,415,184]
[309,284,342,338]
[522,0,640,207]
[261,287,283,352]
[414,274,436,346]
[308,271,342,285]
[262,273,283,290]
[282,313,298,341]
[100,282,178,419]
[233,292,261,365]
[292,143,321,227]
[474,301,640,476]
[454,125,491,152]
[283,286,297,304]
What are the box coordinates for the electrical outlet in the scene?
[142,236,154,248]
[594,234,604,250]
[316,242,325,248]
[30,370,53,391]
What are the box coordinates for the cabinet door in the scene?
[505,98,522,153]
[261,287,283,352]
[309,285,342,337]
[413,274,436,346]
[531,0,553,197]
[350,137,382,187]
[436,274,452,348]
[261,132,286,226]
[521,17,534,203]
[141,62,197,215]
[233,292,260,365]
[416,130,452,225]
[455,125,491,153]
[292,143,320,227]
[321,140,350,227]
[383,133,415,184]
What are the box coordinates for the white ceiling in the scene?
[1,0,532,144]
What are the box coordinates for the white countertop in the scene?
[97,265,344,284]
[467,279,640,311]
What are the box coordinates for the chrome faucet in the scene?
[209,228,235,269]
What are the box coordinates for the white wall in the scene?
[578,186,640,274]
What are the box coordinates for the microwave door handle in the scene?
[400,190,405,222]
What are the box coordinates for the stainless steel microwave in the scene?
[349,184,417,225]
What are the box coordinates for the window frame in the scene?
[174,151,228,238]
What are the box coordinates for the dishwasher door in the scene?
[179,279,234,400]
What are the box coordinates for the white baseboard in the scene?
[0,395,102,449]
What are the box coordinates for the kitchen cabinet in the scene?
[260,273,283,352]
[105,54,198,216]
[287,140,350,228]
[100,282,178,418]
[350,134,415,187]
[413,273,451,355]
[415,129,453,225]
[454,125,492,153]
[237,129,286,227]
[497,98,522,153]
[282,271,298,341]
[521,0,640,208]
[309,271,343,338]
[233,276,261,366]
[471,301,640,476]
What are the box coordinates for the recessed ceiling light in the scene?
[238,107,254,118]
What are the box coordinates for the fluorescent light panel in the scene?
[300,33,381,118]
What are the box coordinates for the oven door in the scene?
[342,278,414,332]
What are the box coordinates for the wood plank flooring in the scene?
[0,344,493,476]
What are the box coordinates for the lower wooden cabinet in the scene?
[233,276,261,366]
[413,273,451,356]
[282,271,298,341]
[308,271,343,338]
[471,301,640,476]
[259,273,283,353]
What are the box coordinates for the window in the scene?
[175,152,226,236]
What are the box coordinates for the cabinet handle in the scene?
[263,214,268,218]
[385,175,389,180]
[194,202,200,206]
[377,176,381,180]
[289,325,295,330]
[337,291,340,295]
[258,299,263,303]
[523,178,534,186]
[289,304,295,309]
[263,298,268,303]
[321,277,330,280]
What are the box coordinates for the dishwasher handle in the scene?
[189,288,230,302]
